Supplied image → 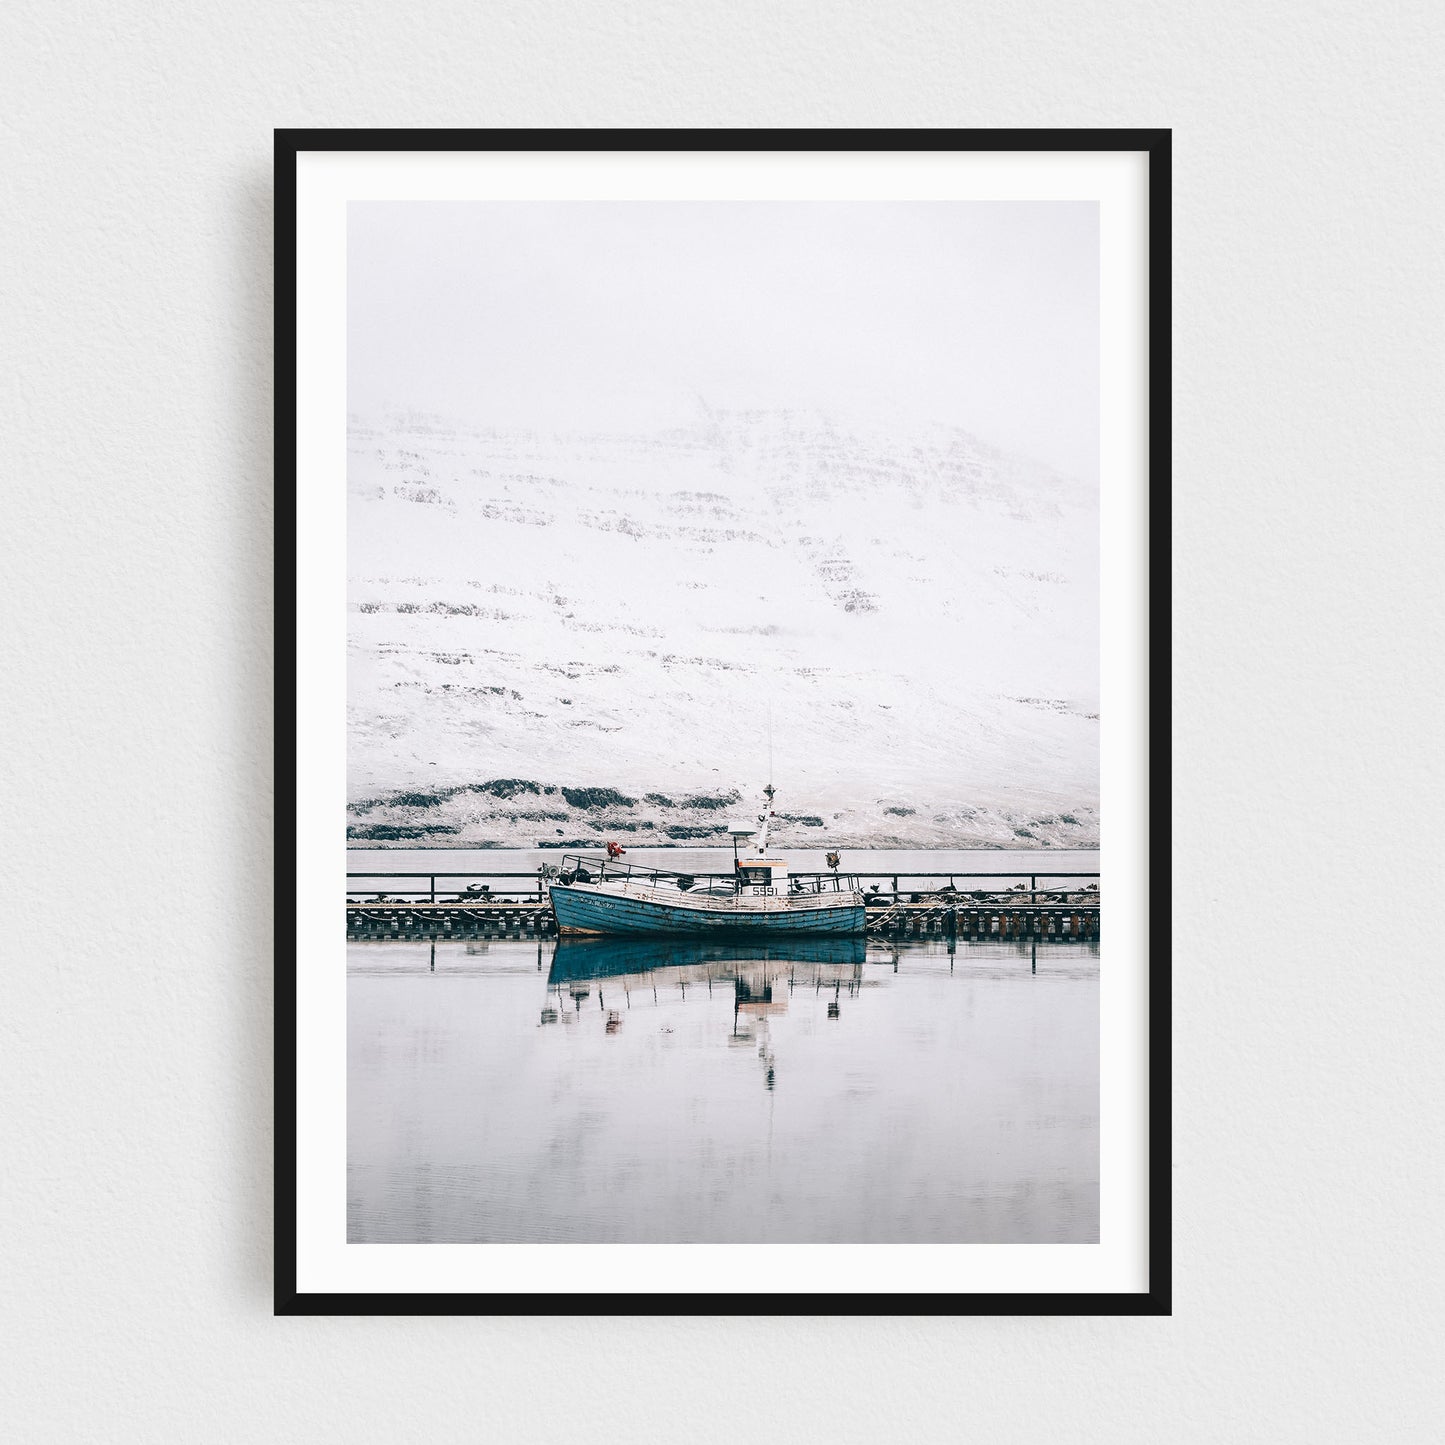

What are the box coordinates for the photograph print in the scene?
[282,133,1165,1311]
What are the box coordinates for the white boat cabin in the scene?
[734,857,790,898]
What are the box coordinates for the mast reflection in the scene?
[545,937,869,1090]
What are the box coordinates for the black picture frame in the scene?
[275,126,1171,1317]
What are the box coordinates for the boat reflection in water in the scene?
[549,934,866,983]
[546,936,868,1091]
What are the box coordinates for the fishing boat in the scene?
[547,784,865,936]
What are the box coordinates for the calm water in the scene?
[348,929,1099,1244]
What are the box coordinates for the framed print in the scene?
[276,128,1170,1315]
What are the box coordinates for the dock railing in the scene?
[346,867,1100,906]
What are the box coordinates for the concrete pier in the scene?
[346,898,1100,942]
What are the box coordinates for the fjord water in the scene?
[346,846,1101,895]
[347,925,1099,1244]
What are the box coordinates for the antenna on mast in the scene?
[767,700,773,789]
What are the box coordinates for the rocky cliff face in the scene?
[347,409,1098,848]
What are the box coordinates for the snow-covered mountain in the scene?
[347,408,1098,848]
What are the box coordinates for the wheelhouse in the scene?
[735,858,788,897]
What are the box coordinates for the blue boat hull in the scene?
[549,884,864,937]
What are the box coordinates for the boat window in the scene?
[738,867,771,886]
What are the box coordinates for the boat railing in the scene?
[555,855,872,896]
[554,853,722,892]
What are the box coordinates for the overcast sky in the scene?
[349,201,1098,483]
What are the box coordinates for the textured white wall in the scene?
[4,1,1443,1439]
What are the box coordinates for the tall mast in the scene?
[767,701,773,795]
[754,703,775,854]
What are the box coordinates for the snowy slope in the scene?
[347,408,1098,848]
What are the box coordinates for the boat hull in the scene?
[549,883,865,936]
